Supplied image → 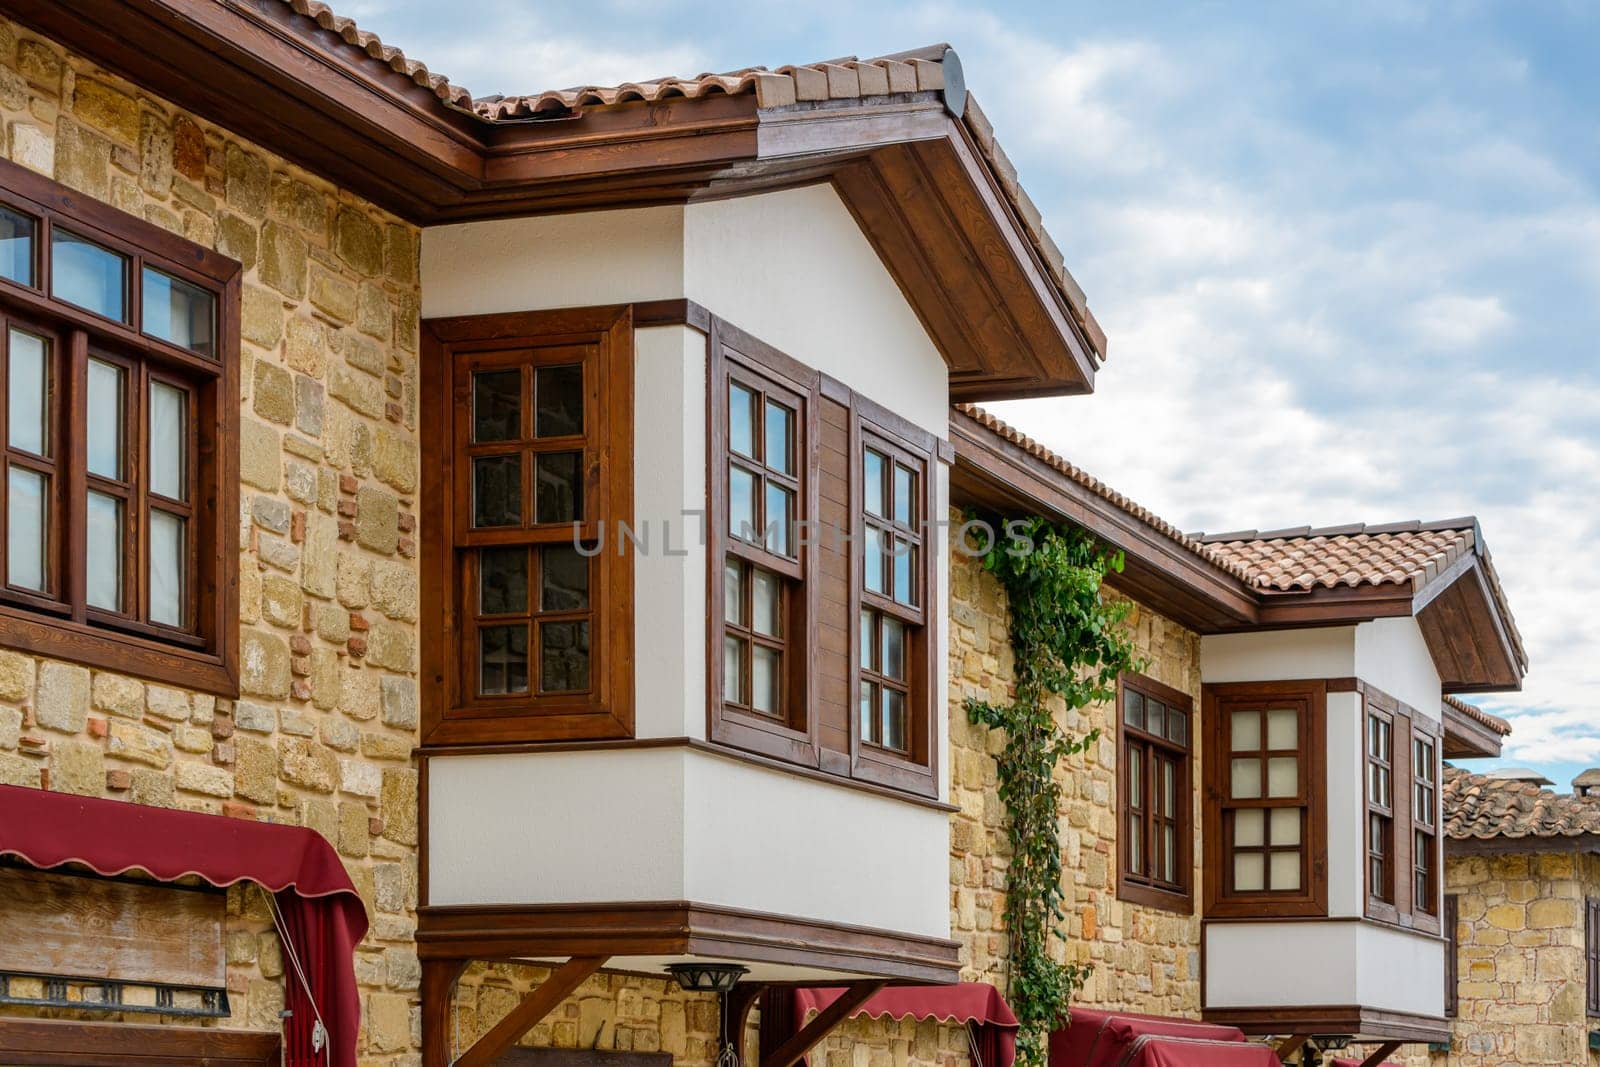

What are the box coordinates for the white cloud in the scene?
[1407,294,1512,349]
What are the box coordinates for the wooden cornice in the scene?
[1441,700,1506,759]
[1202,1005,1450,1045]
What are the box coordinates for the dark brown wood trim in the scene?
[1441,701,1505,759]
[454,956,609,1067]
[1446,833,1600,857]
[1273,1035,1309,1060]
[1115,672,1196,915]
[1358,1041,1403,1066]
[764,981,886,1067]
[421,958,468,1067]
[1199,913,1446,943]
[0,1019,279,1066]
[1201,1005,1449,1044]
[416,900,962,985]
[633,299,712,334]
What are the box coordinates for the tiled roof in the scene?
[1194,521,1480,593]
[1444,765,1600,842]
[274,0,475,110]
[1444,694,1511,737]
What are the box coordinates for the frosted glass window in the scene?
[7,328,48,455]
[881,616,905,680]
[1233,853,1265,893]
[723,560,743,624]
[751,568,781,637]
[149,510,184,627]
[751,646,780,714]
[86,359,124,479]
[1231,709,1260,751]
[149,380,186,500]
[1266,708,1298,749]
[52,230,126,321]
[1234,809,1264,848]
[1146,700,1165,740]
[1230,758,1261,799]
[1271,808,1301,847]
[142,267,215,356]
[881,688,906,750]
[723,635,744,703]
[6,467,46,592]
[1267,756,1299,798]
[86,491,121,611]
[1270,851,1302,891]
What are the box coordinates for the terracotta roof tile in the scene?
[1444,765,1600,841]
[1444,694,1511,737]
[273,0,475,110]
[1194,522,1479,594]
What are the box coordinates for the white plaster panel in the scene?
[1326,690,1365,917]
[632,325,708,739]
[683,185,949,437]
[1200,627,1357,684]
[419,206,686,318]
[1205,921,1444,1019]
[1354,617,1442,723]
[1355,922,1445,1018]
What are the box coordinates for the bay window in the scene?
[1117,673,1194,912]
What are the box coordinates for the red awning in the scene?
[0,784,367,1067]
[789,984,1019,1067]
[1331,1060,1403,1066]
[1051,1008,1280,1067]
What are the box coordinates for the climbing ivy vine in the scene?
[963,515,1142,1067]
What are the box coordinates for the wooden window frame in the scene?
[1587,897,1600,1018]
[1357,683,1442,934]
[1364,700,1399,923]
[848,393,939,796]
[1410,715,1441,930]
[0,155,238,696]
[1443,893,1460,1019]
[1116,672,1195,913]
[419,306,634,746]
[707,318,820,766]
[1203,680,1329,919]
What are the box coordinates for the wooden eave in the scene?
[1447,832,1600,857]
[9,0,1096,401]
[1440,703,1505,759]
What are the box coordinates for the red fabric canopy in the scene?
[788,984,1019,1067]
[1051,1008,1277,1067]
[0,784,367,1067]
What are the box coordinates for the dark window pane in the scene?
[1123,689,1144,730]
[478,547,528,614]
[1168,708,1187,745]
[472,454,521,527]
[764,400,793,475]
[752,645,780,714]
[142,267,215,356]
[881,688,906,751]
[0,207,34,286]
[479,625,529,695]
[729,383,756,457]
[7,328,48,456]
[534,364,583,437]
[540,544,589,611]
[534,451,582,523]
[881,615,905,681]
[472,370,521,443]
[52,230,127,321]
[539,620,590,692]
[1147,700,1165,740]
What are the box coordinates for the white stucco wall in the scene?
[1326,689,1366,918]
[1354,616,1442,724]
[1205,920,1444,1018]
[1200,626,1357,683]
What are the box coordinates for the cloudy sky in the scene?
[346,0,1598,785]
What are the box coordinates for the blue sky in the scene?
[345,0,1599,786]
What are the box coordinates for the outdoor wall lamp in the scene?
[666,962,749,994]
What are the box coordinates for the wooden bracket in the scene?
[1358,1041,1401,1067]
[1273,1034,1310,1063]
[763,981,884,1067]
[726,981,770,1052]
[452,957,609,1067]
[422,959,468,1067]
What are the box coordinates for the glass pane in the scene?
[534,451,582,524]
[893,464,914,526]
[5,467,46,592]
[1161,759,1175,815]
[87,359,124,480]
[1167,708,1187,745]
[864,528,886,594]
[1129,818,1142,874]
[7,329,48,456]
[534,364,583,438]
[1267,757,1299,798]
[859,681,877,743]
[729,466,755,539]
[52,230,126,321]
[1234,809,1264,848]
[149,509,185,627]
[1233,852,1265,893]
[1266,708,1298,749]
[1271,808,1301,847]
[472,454,521,527]
[859,609,875,669]
[1146,700,1165,741]
[1270,850,1302,891]
[479,547,528,614]
[0,207,34,286]
[881,616,905,680]
[764,483,792,556]
[723,635,745,703]
[893,539,915,606]
[1231,709,1260,752]
[149,380,186,500]
[142,267,215,356]
[539,620,589,692]
[1230,758,1261,799]
[863,449,886,517]
[86,491,122,611]
[1128,750,1141,804]
[751,645,780,714]
[729,382,756,457]
[764,400,793,475]
[882,688,906,751]
[1162,826,1175,882]
[724,560,744,625]
[751,568,781,637]
[1122,689,1144,730]
[540,544,589,611]
[479,624,528,695]
[472,369,521,443]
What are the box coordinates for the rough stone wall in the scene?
[944,517,1204,1015]
[0,16,426,1060]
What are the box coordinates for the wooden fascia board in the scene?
[1416,558,1524,693]
[1447,834,1600,858]
[1249,585,1417,628]
[754,96,950,160]
[1440,704,1505,759]
[948,412,1259,628]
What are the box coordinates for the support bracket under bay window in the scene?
[421,956,610,1067]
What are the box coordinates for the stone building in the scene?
[0,5,1530,1067]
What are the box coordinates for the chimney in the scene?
[1574,769,1600,798]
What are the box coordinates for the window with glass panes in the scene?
[1412,728,1438,915]
[1224,706,1306,895]
[1118,674,1193,910]
[0,160,236,693]
[856,434,925,754]
[1366,708,1395,904]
